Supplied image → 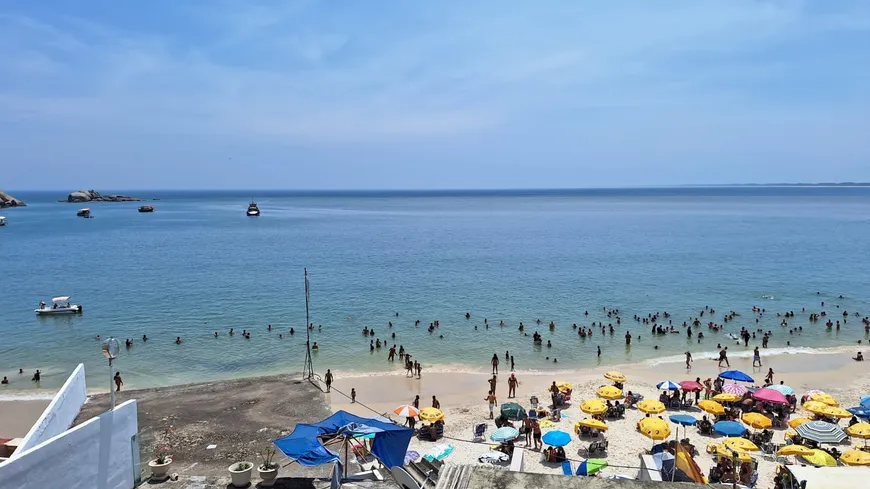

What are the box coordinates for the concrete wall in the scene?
[13,363,87,456]
[0,399,139,489]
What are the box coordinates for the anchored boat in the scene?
[35,296,83,315]
[246,200,260,217]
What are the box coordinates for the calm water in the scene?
[2,188,869,392]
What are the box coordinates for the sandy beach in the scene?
[331,350,870,487]
[0,400,50,439]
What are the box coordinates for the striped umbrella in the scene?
[795,420,847,444]
[490,427,520,442]
[768,384,795,396]
[804,389,826,398]
[656,381,680,391]
[722,383,749,396]
[394,405,420,418]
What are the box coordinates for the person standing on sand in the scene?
[765,368,774,385]
[531,415,542,450]
[432,396,440,409]
[324,369,333,392]
[351,388,356,403]
[508,373,518,398]
[703,378,713,400]
[485,391,498,420]
[114,371,123,392]
[718,347,729,367]
[685,351,693,369]
[413,395,420,409]
[753,347,762,367]
[488,375,497,394]
[491,354,499,374]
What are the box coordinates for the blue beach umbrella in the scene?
[656,381,680,391]
[847,407,870,419]
[713,420,747,437]
[669,414,697,426]
[767,384,794,396]
[490,427,520,442]
[860,394,870,408]
[718,370,754,383]
[542,430,572,447]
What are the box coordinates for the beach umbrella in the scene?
[722,383,749,396]
[679,380,703,392]
[490,427,519,442]
[669,414,697,426]
[803,401,828,415]
[860,394,870,408]
[656,381,680,391]
[847,406,870,419]
[723,437,758,452]
[801,448,838,467]
[604,371,627,383]
[840,449,870,466]
[576,459,607,476]
[541,430,572,447]
[580,398,607,415]
[596,385,623,400]
[576,418,608,432]
[822,406,852,419]
[637,399,666,415]
[753,388,789,405]
[713,393,741,403]
[708,443,752,462]
[795,420,847,444]
[713,420,747,437]
[419,407,445,422]
[556,381,572,393]
[478,450,509,464]
[776,445,814,457]
[846,423,870,439]
[698,400,725,416]
[741,413,772,430]
[500,402,527,421]
[768,384,795,396]
[639,417,671,440]
[810,393,839,407]
[394,405,419,418]
[788,417,812,429]
[718,370,753,382]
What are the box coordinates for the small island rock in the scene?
[64,190,142,203]
[0,190,26,208]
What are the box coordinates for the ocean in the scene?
[1,187,869,392]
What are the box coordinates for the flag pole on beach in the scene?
[302,268,315,381]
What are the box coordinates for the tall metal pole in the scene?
[302,268,315,380]
[109,357,116,411]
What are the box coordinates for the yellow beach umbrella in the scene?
[418,407,444,422]
[698,400,725,416]
[840,449,870,466]
[741,413,772,430]
[708,443,752,462]
[556,381,572,393]
[802,448,838,467]
[803,401,827,415]
[822,406,852,419]
[776,445,814,457]
[723,437,759,452]
[846,423,870,439]
[713,393,742,403]
[637,399,666,414]
[788,417,812,429]
[639,417,671,440]
[596,385,623,400]
[810,393,839,407]
[580,398,607,415]
[575,418,608,432]
[604,371,627,383]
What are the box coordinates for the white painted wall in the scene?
[13,363,87,456]
[0,400,139,489]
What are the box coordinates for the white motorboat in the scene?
[246,200,260,217]
[35,296,83,315]
[0,216,6,227]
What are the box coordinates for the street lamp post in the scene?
[101,337,121,410]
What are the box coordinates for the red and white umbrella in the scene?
[722,383,749,396]
[394,405,420,417]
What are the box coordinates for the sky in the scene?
[1,1,869,190]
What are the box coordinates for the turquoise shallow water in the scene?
[1,188,869,392]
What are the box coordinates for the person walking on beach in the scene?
[765,368,774,385]
[485,391,498,420]
[488,375,498,394]
[718,347,729,367]
[508,373,518,398]
[753,347,762,367]
[491,354,499,374]
[685,351,693,369]
[351,388,356,403]
[324,369,334,392]
[432,396,441,409]
[413,395,420,409]
[114,371,123,392]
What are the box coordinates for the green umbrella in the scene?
[500,402,527,420]
[577,459,607,476]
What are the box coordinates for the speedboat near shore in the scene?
[77,208,92,218]
[35,296,83,315]
[247,200,260,217]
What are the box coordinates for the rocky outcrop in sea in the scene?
[64,190,142,203]
[0,190,26,207]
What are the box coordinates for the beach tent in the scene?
[273,410,413,469]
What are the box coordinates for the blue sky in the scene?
[1,1,868,190]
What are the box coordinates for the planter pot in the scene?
[148,458,173,480]
[228,462,253,488]
[258,466,278,487]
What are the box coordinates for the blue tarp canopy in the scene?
[274,411,413,469]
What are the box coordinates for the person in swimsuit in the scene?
[485,391,498,420]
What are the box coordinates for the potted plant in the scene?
[257,447,279,486]
[148,427,174,480]
[228,461,253,487]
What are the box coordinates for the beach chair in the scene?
[530,396,539,409]
[472,423,487,441]
[561,460,574,476]
[391,466,428,489]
